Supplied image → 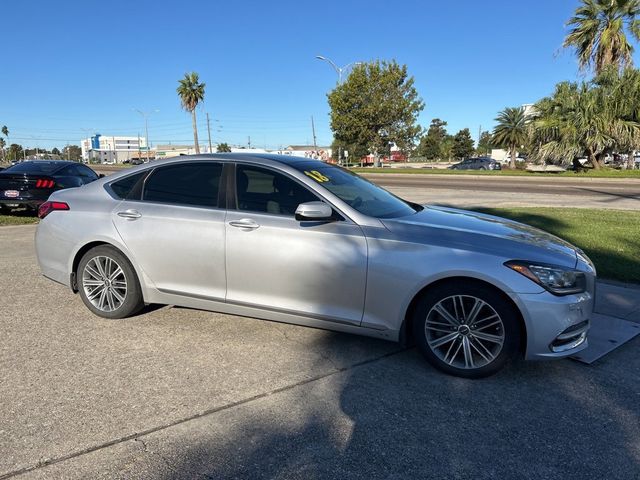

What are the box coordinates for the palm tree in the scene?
[0,138,5,162]
[492,107,529,169]
[531,78,640,169]
[564,0,640,75]
[177,72,206,154]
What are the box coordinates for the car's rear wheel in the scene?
[412,282,521,378]
[77,245,144,319]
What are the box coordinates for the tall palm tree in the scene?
[492,107,529,169]
[564,0,640,75]
[0,138,5,162]
[177,72,206,154]
[1,126,8,161]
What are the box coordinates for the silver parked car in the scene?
[35,154,595,378]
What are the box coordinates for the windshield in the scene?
[291,162,420,219]
[3,162,63,175]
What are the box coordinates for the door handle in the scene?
[229,219,260,230]
[117,209,142,220]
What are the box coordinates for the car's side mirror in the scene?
[295,201,333,222]
[98,174,106,178]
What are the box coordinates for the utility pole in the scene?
[206,113,213,153]
[248,136,251,149]
[478,125,482,154]
[311,116,318,151]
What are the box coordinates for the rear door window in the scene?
[143,163,223,208]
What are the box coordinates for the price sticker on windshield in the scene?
[304,170,330,183]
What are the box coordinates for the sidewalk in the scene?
[571,280,640,364]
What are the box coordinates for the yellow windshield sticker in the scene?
[304,170,330,183]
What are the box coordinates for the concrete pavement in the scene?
[1,225,639,479]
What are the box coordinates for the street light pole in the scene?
[315,55,361,85]
[134,109,158,162]
[315,55,362,164]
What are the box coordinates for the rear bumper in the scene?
[0,198,45,209]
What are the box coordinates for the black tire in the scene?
[77,245,144,319]
[412,282,521,378]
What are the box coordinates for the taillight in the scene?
[38,201,69,219]
[35,179,55,188]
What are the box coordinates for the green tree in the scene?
[216,142,231,152]
[441,135,454,161]
[177,72,206,154]
[564,0,640,75]
[477,131,493,156]
[452,128,475,160]
[328,60,424,162]
[62,145,82,161]
[417,118,448,159]
[492,107,529,169]
[8,144,23,161]
[51,147,61,156]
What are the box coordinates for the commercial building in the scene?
[81,134,148,163]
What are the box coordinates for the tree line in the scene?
[328,0,640,168]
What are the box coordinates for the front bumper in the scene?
[513,288,594,360]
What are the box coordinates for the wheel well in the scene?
[401,276,527,355]
[70,241,119,292]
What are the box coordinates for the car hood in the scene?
[381,205,578,268]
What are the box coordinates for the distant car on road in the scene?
[0,160,101,213]
[450,158,502,171]
[131,158,144,165]
[35,154,595,378]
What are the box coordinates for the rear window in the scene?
[4,162,63,174]
[109,172,147,200]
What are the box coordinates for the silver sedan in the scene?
[35,154,595,378]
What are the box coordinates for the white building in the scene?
[81,134,148,163]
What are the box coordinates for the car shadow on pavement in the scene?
[137,332,640,480]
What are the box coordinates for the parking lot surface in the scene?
[1,225,639,479]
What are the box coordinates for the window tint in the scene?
[289,162,419,219]
[78,165,98,179]
[5,162,63,174]
[59,165,83,176]
[236,165,319,215]
[143,163,222,208]
[110,171,147,200]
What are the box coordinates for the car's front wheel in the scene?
[77,245,144,319]
[412,282,521,378]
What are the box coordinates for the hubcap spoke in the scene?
[471,331,504,345]
[433,304,460,327]
[428,331,459,349]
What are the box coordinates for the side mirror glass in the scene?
[295,201,333,221]
[98,173,106,178]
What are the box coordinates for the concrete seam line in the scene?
[0,348,406,480]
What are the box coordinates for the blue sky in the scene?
[0,0,617,150]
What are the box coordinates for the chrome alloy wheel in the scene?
[82,255,128,312]
[425,295,505,369]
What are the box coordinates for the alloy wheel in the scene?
[82,255,128,312]
[425,295,505,369]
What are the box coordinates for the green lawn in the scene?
[471,207,640,284]
[352,167,640,178]
[0,212,39,226]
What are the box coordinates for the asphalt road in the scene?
[1,225,640,479]
[362,173,640,210]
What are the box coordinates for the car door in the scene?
[111,162,227,300]
[225,164,368,326]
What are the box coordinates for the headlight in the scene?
[505,261,586,295]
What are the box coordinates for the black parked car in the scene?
[449,157,502,171]
[0,161,101,213]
